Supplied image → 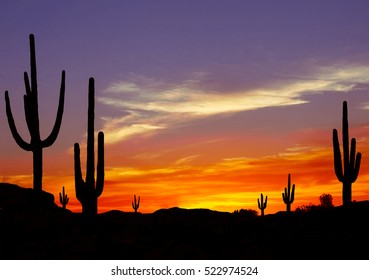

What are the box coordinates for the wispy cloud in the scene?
[98,65,369,144]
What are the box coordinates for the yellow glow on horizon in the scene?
[3,140,368,215]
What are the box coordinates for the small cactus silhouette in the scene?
[5,34,66,191]
[74,78,104,217]
[257,193,267,217]
[333,101,361,205]
[282,174,295,212]
[59,186,69,209]
[132,194,140,213]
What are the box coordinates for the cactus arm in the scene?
[95,131,105,197]
[74,143,86,202]
[264,195,268,208]
[257,198,261,209]
[24,72,32,96]
[260,194,264,207]
[291,184,295,203]
[342,101,349,174]
[333,129,344,181]
[4,91,32,151]
[23,94,33,133]
[350,138,356,169]
[23,71,40,139]
[42,70,66,148]
[352,152,361,182]
[282,189,286,203]
[349,139,361,182]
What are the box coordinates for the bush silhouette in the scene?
[319,193,334,208]
[232,209,258,218]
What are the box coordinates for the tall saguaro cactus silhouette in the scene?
[282,174,295,212]
[257,193,267,217]
[333,101,361,206]
[4,34,65,191]
[74,78,105,217]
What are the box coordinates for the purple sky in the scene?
[1,1,369,212]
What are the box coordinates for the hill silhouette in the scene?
[0,183,368,259]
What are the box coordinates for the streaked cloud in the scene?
[99,64,369,144]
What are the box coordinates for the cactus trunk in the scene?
[286,203,291,212]
[33,147,42,191]
[342,182,352,205]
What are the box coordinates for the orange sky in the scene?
[2,123,369,215]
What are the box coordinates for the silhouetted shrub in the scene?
[295,203,320,213]
[319,193,334,208]
[232,209,258,218]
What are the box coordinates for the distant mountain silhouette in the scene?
[0,183,368,260]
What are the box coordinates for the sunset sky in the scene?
[1,0,369,214]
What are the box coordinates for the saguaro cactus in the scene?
[257,193,267,217]
[59,186,69,209]
[333,101,361,206]
[282,174,295,212]
[74,78,105,217]
[5,34,65,191]
[132,194,140,213]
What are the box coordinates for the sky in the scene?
[1,0,369,214]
